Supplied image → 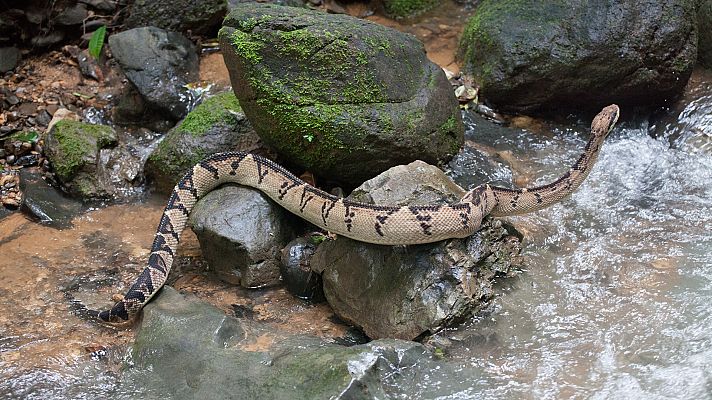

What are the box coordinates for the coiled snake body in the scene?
[99,105,620,323]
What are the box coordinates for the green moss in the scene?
[177,92,243,137]
[276,29,324,60]
[230,30,263,64]
[439,116,456,133]
[383,0,438,18]
[50,120,115,180]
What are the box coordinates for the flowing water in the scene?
[2,97,712,398]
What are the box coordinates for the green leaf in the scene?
[88,25,107,59]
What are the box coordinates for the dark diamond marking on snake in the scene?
[199,160,220,180]
[321,200,337,225]
[375,222,384,236]
[420,222,432,235]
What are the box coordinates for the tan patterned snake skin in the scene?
[98,104,620,323]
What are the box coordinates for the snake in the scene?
[98,104,620,324]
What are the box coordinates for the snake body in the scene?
[98,105,619,323]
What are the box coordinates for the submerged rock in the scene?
[125,0,227,36]
[145,91,260,193]
[219,3,463,187]
[311,161,522,340]
[460,0,697,113]
[124,286,484,399]
[188,185,295,288]
[109,27,199,121]
[19,169,84,228]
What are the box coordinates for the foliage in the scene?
[88,25,107,59]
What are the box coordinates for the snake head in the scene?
[592,104,620,137]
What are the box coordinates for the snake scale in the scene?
[98,104,620,324]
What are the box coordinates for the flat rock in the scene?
[122,286,484,399]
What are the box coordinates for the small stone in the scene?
[6,155,15,164]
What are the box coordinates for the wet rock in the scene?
[698,1,712,69]
[188,185,295,288]
[79,0,116,12]
[651,68,712,155]
[226,0,307,9]
[280,236,325,301]
[44,120,117,199]
[109,27,199,121]
[19,169,84,228]
[123,286,483,399]
[383,0,438,19]
[220,4,463,187]
[460,0,697,113]
[0,47,20,72]
[311,161,522,340]
[125,0,227,36]
[145,91,260,193]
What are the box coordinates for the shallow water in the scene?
[439,109,712,398]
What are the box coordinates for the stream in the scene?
[1,98,711,398]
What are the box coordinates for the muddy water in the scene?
[0,197,344,398]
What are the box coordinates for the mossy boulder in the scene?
[44,120,117,198]
[145,92,260,193]
[698,0,712,68]
[383,0,439,19]
[219,4,463,187]
[122,286,483,398]
[125,0,227,36]
[460,0,698,114]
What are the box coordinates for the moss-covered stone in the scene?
[145,92,259,193]
[45,120,116,182]
[383,0,439,19]
[220,4,463,187]
[459,0,697,113]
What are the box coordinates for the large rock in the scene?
[122,286,484,399]
[219,4,463,187]
[109,27,199,121]
[311,161,522,340]
[125,0,227,36]
[145,91,260,193]
[460,0,698,113]
[188,185,295,288]
[698,0,712,68]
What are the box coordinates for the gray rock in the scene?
[311,161,522,340]
[19,169,85,228]
[54,3,88,26]
[0,47,20,72]
[145,91,260,194]
[383,0,438,19]
[189,185,295,288]
[125,0,227,36]
[227,0,307,10]
[280,236,324,301]
[122,286,485,399]
[698,0,712,68]
[460,0,697,113]
[109,27,199,121]
[219,4,463,187]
